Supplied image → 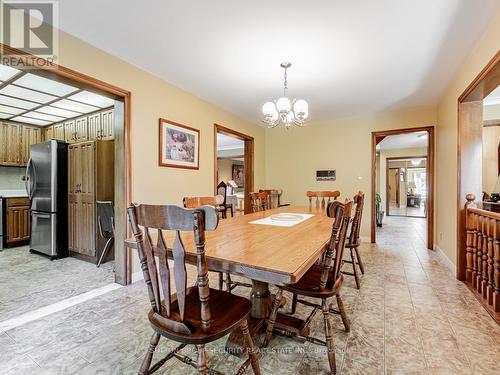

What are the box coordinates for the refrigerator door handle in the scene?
[25,157,32,197]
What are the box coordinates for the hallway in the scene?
[1,217,499,374]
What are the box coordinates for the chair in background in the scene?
[263,200,353,375]
[217,181,234,218]
[259,189,283,208]
[307,191,340,210]
[250,191,269,212]
[342,191,365,289]
[127,204,260,375]
[96,201,115,268]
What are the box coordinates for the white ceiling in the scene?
[484,86,500,106]
[217,133,244,150]
[50,0,500,123]
[378,131,428,150]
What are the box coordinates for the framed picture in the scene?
[232,164,244,187]
[159,118,200,169]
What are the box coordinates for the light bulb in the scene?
[293,99,308,116]
[276,97,292,114]
[262,101,276,117]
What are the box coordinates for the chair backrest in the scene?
[319,199,353,289]
[348,191,364,247]
[307,191,340,210]
[217,181,228,205]
[183,195,224,209]
[127,204,219,333]
[259,189,282,209]
[96,201,115,238]
[250,191,269,212]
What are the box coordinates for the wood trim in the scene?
[457,51,500,281]
[371,126,435,249]
[0,43,132,285]
[213,124,254,214]
[484,119,500,127]
[158,118,200,170]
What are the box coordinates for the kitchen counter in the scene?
[0,189,28,198]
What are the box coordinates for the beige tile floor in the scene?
[1,215,499,374]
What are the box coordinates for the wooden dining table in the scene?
[124,205,333,354]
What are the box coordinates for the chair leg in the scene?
[196,344,206,375]
[335,294,350,332]
[290,293,298,314]
[226,273,232,294]
[222,210,226,219]
[230,205,234,217]
[139,332,160,375]
[241,319,261,375]
[354,246,365,274]
[322,299,337,375]
[97,237,114,268]
[218,272,224,290]
[350,248,360,289]
[263,288,282,347]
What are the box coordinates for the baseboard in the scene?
[131,270,144,283]
[434,244,456,275]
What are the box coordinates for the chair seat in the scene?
[283,264,343,298]
[148,286,252,344]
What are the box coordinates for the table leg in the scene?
[225,280,270,356]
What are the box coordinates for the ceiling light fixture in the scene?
[262,62,308,129]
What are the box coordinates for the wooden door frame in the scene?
[0,44,132,285]
[213,124,254,214]
[456,51,500,281]
[371,126,435,249]
[386,156,428,217]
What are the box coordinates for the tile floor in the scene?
[1,216,500,374]
[0,246,115,322]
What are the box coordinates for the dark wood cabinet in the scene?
[5,197,30,246]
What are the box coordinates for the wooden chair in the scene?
[127,204,260,375]
[250,191,269,212]
[259,189,283,209]
[342,191,365,289]
[96,201,115,268]
[217,181,234,218]
[307,191,340,210]
[263,200,353,375]
[183,195,229,291]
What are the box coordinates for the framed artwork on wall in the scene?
[232,164,244,187]
[159,118,200,169]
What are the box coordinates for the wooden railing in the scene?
[465,194,500,312]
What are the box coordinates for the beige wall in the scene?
[265,107,437,238]
[217,158,243,185]
[56,31,266,206]
[378,147,428,212]
[483,126,500,193]
[436,12,500,267]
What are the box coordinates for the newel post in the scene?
[465,194,476,283]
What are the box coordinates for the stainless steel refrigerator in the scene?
[26,140,68,259]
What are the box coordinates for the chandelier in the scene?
[262,62,309,129]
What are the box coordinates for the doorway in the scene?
[371,126,434,249]
[214,124,254,214]
[0,44,131,290]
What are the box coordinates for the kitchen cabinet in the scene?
[44,123,65,141]
[64,120,76,143]
[68,140,114,260]
[88,109,114,140]
[0,123,21,166]
[64,117,88,143]
[5,197,30,245]
[21,125,42,166]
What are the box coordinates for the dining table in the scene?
[124,205,334,355]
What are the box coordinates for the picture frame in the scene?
[159,118,200,169]
[232,164,244,187]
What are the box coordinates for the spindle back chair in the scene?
[250,191,269,212]
[343,191,366,289]
[307,190,340,210]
